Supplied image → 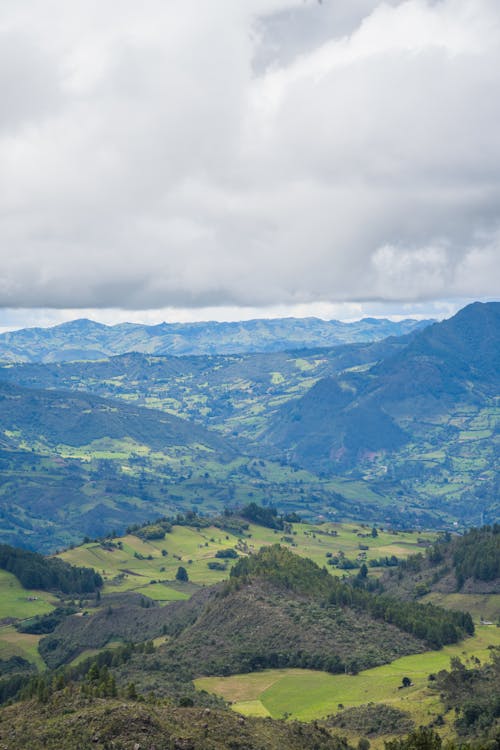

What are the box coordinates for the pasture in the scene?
[195,625,500,736]
[57,521,434,600]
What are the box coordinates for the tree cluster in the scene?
[0,544,103,594]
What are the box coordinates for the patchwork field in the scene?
[58,521,434,601]
[195,625,500,742]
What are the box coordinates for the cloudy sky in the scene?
[0,0,499,330]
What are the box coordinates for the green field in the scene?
[0,569,55,621]
[423,591,500,622]
[196,626,500,739]
[0,625,45,669]
[0,570,57,668]
[58,521,434,600]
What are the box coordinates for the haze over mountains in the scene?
[0,316,432,362]
[0,301,497,550]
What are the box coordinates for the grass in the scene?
[0,626,45,669]
[423,592,500,622]
[195,626,500,731]
[58,521,434,599]
[0,570,55,621]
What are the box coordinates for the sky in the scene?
[0,0,499,330]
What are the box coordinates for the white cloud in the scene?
[0,0,499,311]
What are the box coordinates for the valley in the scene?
[0,302,498,551]
[0,304,498,750]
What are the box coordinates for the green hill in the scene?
[381,525,500,607]
[0,381,233,456]
[38,546,471,681]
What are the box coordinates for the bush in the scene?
[175,566,189,582]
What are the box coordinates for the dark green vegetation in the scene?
[36,546,471,676]
[16,607,77,635]
[0,302,497,551]
[0,315,431,362]
[0,544,102,593]
[433,648,500,741]
[327,703,414,737]
[382,525,500,601]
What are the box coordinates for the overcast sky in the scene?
[0,0,499,329]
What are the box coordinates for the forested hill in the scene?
[37,545,472,673]
[0,380,234,456]
[0,316,432,362]
[0,544,102,593]
[381,525,500,599]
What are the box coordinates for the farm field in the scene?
[423,592,500,622]
[58,521,434,600]
[0,569,55,621]
[0,625,45,669]
[195,625,500,741]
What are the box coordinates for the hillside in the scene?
[0,302,497,547]
[0,381,233,455]
[381,525,500,603]
[0,334,413,443]
[37,546,472,681]
[0,316,432,362]
[0,531,494,749]
[0,381,245,549]
[0,335,441,551]
[0,695,350,750]
[265,302,500,523]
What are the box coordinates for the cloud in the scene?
[0,0,499,310]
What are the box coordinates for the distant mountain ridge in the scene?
[0,316,433,362]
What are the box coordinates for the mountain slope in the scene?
[265,302,499,521]
[0,333,420,446]
[0,696,350,750]
[0,380,233,454]
[0,316,433,362]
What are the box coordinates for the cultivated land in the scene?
[2,519,435,666]
[58,521,435,600]
[195,625,500,743]
[0,569,54,621]
[1,302,498,553]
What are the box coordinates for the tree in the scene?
[126,682,137,700]
[401,676,412,688]
[176,566,189,582]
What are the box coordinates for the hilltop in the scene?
[38,545,471,679]
[0,695,349,750]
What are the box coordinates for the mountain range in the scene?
[0,301,498,549]
[0,316,432,362]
